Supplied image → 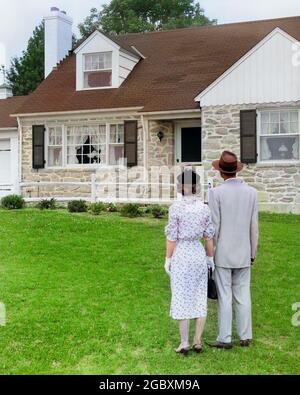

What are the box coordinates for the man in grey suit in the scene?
[208,151,259,349]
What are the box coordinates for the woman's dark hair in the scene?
[177,170,200,195]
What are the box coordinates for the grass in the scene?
[0,209,299,375]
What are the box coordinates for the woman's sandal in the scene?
[193,344,203,354]
[175,346,190,356]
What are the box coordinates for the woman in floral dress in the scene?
[164,170,215,355]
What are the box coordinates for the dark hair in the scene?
[177,170,200,195]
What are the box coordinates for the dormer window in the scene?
[83,52,112,88]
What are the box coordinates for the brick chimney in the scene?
[44,7,73,78]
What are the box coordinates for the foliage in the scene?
[106,202,119,212]
[120,203,143,218]
[6,22,44,96]
[78,1,217,37]
[89,202,106,215]
[150,205,168,219]
[67,200,88,213]
[37,198,57,210]
[1,195,25,210]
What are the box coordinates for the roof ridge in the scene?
[117,15,300,38]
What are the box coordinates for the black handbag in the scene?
[207,268,218,300]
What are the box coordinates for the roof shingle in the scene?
[12,16,300,116]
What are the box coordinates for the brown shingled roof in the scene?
[13,16,300,116]
[0,96,27,128]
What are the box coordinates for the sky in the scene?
[0,0,300,79]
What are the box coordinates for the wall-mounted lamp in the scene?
[157,130,164,142]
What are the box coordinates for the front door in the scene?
[175,122,202,164]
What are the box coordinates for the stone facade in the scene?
[202,104,300,214]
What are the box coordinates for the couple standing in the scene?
[164,151,259,354]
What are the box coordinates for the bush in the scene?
[1,195,25,210]
[89,202,106,215]
[151,205,168,219]
[106,203,118,212]
[37,198,56,210]
[120,203,143,218]
[67,200,87,213]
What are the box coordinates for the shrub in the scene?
[89,202,106,215]
[151,205,168,219]
[37,198,56,210]
[1,195,25,210]
[67,200,87,213]
[106,203,118,212]
[120,203,143,218]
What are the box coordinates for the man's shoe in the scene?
[207,341,233,350]
[240,339,252,347]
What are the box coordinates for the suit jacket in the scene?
[209,178,259,269]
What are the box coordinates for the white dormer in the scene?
[74,30,141,91]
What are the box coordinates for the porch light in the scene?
[157,130,164,142]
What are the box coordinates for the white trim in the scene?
[74,31,120,54]
[130,46,146,59]
[12,107,144,118]
[194,27,300,103]
[0,127,17,131]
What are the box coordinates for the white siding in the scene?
[119,51,139,86]
[196,29,300,107]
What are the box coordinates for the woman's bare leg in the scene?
[176,319,190,351]
[193,317,207,346]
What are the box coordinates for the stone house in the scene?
[0,8,299,212]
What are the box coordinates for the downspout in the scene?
[17,116,22,195]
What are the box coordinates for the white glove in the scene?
[164,257,172,276]
[206,256,215,272]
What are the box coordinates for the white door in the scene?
[0,139,12,197]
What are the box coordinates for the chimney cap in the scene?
[50,6,60,12]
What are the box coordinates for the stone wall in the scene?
[202,104,300,214]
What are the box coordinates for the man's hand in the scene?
[251,258,255,266]
[207,256,215,272]
[164,257,172,276]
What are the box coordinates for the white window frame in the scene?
[45,122,125,169]
[257,108,300,164]
[83,52,113,89]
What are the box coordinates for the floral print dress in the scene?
[165,196,215,320]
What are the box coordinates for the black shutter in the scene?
[32,125,45,169]
[124,121,138,167]
[240,110,257,164]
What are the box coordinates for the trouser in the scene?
[214,266,252,343]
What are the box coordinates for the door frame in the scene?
[174,120,202,165]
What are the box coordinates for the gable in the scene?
[195,28,300,106]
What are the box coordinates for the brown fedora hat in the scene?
[212,151,243,174]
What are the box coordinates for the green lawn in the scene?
[0,209,299,375]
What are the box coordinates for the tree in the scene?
[6,22,44,96]
[78,1,216,38]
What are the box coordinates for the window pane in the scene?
[261,112,269,123]
[260,136,299,161]
[84,71,112,88]
[290,111,298,123]
[48,147,62,166]
[109,145,124,165]
[270,112,279,123]
[118,125,124,143]
[261,122,269,134]
[280,122,289,134]
[270,122,280,134]
[280,111,289,123]
[48,128,55,145]
[110,125,117,143]
[291,122,299,133]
